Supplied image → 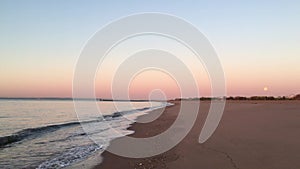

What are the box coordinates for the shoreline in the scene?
[93,100,181,169]
[92,100,300,169]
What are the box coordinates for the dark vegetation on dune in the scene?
[293,94,300,100]
[172,94,300,101]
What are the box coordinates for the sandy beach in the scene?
[95,100,300,169]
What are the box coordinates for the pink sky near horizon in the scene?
[1,42,299,99]
[1,64,299,99]
[1,45,300,99]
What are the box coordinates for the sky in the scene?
[0,0,300,98]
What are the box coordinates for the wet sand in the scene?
[94,100,300,169]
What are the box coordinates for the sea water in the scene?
[0,99,169,169]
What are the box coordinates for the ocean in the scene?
[0,99,169,169]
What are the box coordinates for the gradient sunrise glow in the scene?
[1,1,299,98]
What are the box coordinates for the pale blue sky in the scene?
[1,0,299,97]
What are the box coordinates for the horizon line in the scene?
[0,94,299,101]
